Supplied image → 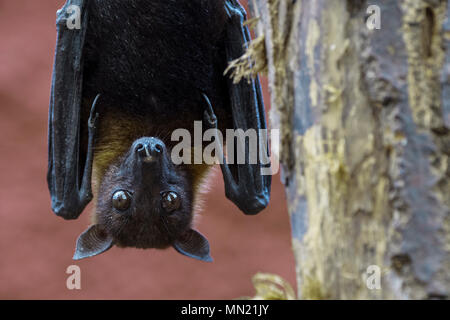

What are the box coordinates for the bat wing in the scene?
[205,0,271,215]
[47,0,97,220]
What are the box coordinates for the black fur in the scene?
[83,0,228,118]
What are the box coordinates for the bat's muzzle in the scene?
[134,137,165,163]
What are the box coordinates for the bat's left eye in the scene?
[161,191,181,213]
[112,190,132,212]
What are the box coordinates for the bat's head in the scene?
[73,137,211,262]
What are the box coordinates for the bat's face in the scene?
[73,137,211,262]
[97,137,193,249]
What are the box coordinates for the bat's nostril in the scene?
[136,143,145,154]
[154,144,163,153]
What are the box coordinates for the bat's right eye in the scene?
[112,190,132,212]
[161,191,181,213]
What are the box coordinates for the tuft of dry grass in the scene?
[239,273,297,300]
[224,33,268,84]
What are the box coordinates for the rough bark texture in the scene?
[249,0,450,299]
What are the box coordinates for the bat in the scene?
[47,0,271,261]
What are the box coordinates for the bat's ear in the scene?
[73,225,114,260]
[173,229,213,262]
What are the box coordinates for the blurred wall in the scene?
[0,0,295,299]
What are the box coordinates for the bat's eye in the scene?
[161,191,181,213]
[112,190,132,211]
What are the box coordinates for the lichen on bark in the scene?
[247,0,450,299]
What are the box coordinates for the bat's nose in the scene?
[134,138,165,163]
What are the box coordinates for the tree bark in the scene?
[249,0,450,299]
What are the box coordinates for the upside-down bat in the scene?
[47,0,271,262]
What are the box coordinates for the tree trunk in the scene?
[249,0,450,299]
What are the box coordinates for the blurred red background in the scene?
[0,0,295,299]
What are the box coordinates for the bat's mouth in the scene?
[141,144,159,163]
[142,155,156,163]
